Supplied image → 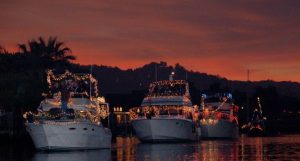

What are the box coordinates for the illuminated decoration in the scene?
[97,97,106,103]
[23,101,109,125]
[23,70,110,125]
[198,93,239,126]
[46,70,98,97]
[129,105,194,120]
[150,80,187,86]
[146,80,191,104]
[113,107,124,112]
[130,79,194,120]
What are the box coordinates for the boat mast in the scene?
[257,97,263,116]
[155,64,157,81]
[201,95,205,111]
[90,65,92,99]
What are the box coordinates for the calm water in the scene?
[1,134,300,161]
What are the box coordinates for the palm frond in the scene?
[17,44,28,54]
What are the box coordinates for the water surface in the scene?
[1,134,300,161]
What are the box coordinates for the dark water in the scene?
[1,134,300,161]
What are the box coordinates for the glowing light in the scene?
[97,97,105,103]
[46,70,99,97]
[24,70,109,125]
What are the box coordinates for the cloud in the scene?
[0,0,300,82]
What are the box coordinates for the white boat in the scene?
[24,70,111,150]
[198,93,239,139]
[130,76,197,142]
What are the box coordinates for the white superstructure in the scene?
[130,79,197,142]
[24,70,111,150]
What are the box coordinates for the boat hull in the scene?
[26,122,111,150]
[200,120,239,139]
[132,118,197,142]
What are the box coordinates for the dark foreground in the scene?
[1,134,300,161]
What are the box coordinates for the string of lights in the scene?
[46,70,99,97]
[129,106,193,120]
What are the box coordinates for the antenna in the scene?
[90,65,92,99]
[257,97,262,115]
[201,95,205,111]
[169,72,175,81]
[155,64,157,81]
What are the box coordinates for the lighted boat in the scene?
[130,74,197,142]
[23,70,111,150]
[198,93,239,139]
[247,97,266,137]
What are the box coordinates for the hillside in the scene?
[77,61,300,100]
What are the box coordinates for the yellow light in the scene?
[97,97,105,103]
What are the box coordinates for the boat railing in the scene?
[23,109,103,125]
[198,110,238,125]
[129,106,193,120]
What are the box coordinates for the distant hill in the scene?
[77,61,300,99]
[81,61,300,129]
[70,61,300,119]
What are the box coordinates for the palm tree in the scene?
[0,45,7,54]
[18,36,76,70]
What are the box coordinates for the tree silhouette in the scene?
[18,37,75,70]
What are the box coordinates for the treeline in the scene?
[0,37,77,113]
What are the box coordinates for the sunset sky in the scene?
[1,0,300,82]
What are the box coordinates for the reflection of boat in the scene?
[32,149,111,161]
[136,143,194,160]
[130,74,197,142]
[198,93,239,139]
[198,140,239,160]
[24,70,111,150]
[247,97,266,137]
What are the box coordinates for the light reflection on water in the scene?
[112,135,300,161]
[1,134,300,161]
[31,150,111,161]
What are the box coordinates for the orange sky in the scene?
[1,0,300,82]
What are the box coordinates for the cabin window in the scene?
[169,109,178,115]
[159,110,168,115]
[69,127,76,130]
